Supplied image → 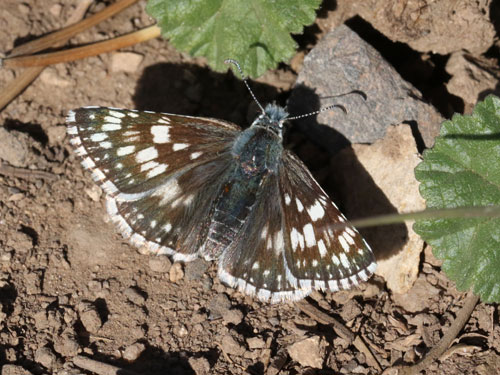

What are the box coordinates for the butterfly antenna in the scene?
[225,59,266,115]
[286,90,366,121]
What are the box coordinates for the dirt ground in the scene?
[1,1,499,374]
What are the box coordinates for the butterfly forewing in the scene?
[67,107,239,261]
[67,107,239,195]
[280,151,377,291]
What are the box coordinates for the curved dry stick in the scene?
[395,291,480,375]
[3,25,160,69]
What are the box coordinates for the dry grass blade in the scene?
[8,0,139,58]
[2,26,161,69]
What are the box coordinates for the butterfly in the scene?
[66,63,376,303]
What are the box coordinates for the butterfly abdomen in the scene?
[201,126,282,260]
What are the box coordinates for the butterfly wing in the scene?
[279,151,376,292]
[217,150,377,303]
[218,172,309,303]
[66,107,240,261]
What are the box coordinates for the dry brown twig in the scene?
[73,355,140,375]
[0,163,58,181]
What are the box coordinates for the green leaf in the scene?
[146,0,321,78]
[414,95,500,303]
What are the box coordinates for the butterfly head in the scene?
[251,103,289,138]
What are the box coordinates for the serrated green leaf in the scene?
[146,0,321,77]
[414,95,500,303]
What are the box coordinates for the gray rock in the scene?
[288,25,442,151]
[184,258,210,281]
[208,293,231,319]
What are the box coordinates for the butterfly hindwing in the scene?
[218,173,309,303]
[280,151,377,291]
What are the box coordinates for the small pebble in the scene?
[54,332,80,357]
[34,347,56,369]
[1,365,33,375]
[110,52,144,73]
[148,255,172,273]
[173,324,188,338]
[221,335,245,356]
[222,309,243,325]
[122,342,146,361]
[208,294,231,320]
[288,336,325,369]
[124,286,147,306]
[184,258,209,280]
[80,306,102,333]
[246,337,265,349]
[169,262,184,283]
[188,357,211,375]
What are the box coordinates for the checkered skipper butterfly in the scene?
[66,60,376,303]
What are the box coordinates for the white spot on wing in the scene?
[136,146,158,163]
[117,145,135,156]
[317,239,327,257]
[303,223,316,247]
[151,125,170,143]
[339,235,350,252]
[295,198,304,212]
[189,152,202,160]
[140,160,158,172]
[284,193,291,205]
[102,123,121,131]
[108,110,126,118]
[339,252,351,269]
[147,164,167,178]
[173,143,189,151]
[104,116,121,124]
[90,133,108,142]
[152,178,181,206]
[307,200,325,221]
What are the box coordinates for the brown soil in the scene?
[0,1,499,375]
